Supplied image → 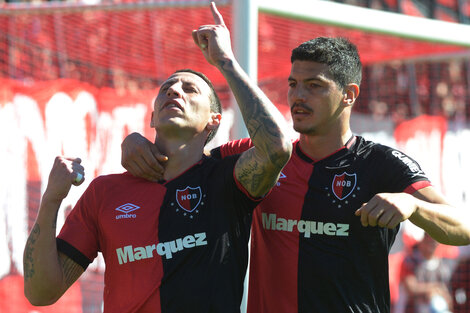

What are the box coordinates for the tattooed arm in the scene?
[23,157,85,305]
[192,3,292,197]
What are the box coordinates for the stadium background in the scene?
[0,0,469,312]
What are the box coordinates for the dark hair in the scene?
[174,69,222,144]
[291,37,362,89]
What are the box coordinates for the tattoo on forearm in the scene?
[223,60,289,196]
[24,223,40,281]
[221,60,285,155]
[247,114,282,147]
[236,148,288,196]
[59,254,83,287]
[236,153,271,193]
[268,149,291,169]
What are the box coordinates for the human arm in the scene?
[121,132,253,179]
[121,132,168,181]
[355,186,470,245]
[193,2,292,197]
[23,157,85,305]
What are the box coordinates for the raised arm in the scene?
[193,2,292,197]
[23,157,85,305]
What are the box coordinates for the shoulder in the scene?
[203,154,241,170]
[87,172,155,192]
[91,172,134,184]
[352,136,429,180]
[353,136,386,154]
[353,136,412,162]
[211,138,253,159]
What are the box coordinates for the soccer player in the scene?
[121,35,470,313]
[22,3,292,312]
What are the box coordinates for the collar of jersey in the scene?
[295,135,357,164]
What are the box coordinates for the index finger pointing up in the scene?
[211,2,225,26]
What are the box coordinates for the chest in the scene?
[255,154,397,255]
[262,155,377,223]
[96,163,250,259]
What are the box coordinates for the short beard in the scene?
[293,123,317,136]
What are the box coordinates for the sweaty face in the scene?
[152,72,213,138]
[287,60,346,136]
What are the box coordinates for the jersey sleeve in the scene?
[375,145,431,194]
[221,154,263,214]
[211,138,253,159]
[57,178,102,270]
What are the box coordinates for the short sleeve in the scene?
[211,138,253,159]
[221,154,261,215]
[375,145,431,194]
[57,179,101,269]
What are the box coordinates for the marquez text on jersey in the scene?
[214,136,431,313]
[57,154,258,313]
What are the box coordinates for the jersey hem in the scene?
[56,238,92,270]
[403,180,431,194]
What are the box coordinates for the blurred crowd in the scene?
[392,235,470,313]
[359,59,470,124]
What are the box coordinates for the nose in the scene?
[166,83,182,98]
[289,85,306,105]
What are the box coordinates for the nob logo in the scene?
[176,186,202,213]
[332,172,357,200]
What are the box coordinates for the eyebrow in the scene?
[160,78,177,89]
[160,78,201,91]
[287,76,326,83]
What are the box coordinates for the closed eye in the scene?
[184,86,198,93]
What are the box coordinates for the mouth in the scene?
[161,100,184,112]
[291,104,312,116]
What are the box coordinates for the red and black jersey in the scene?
[57,155,258,313]
[213,136,431,313]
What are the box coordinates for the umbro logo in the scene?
[115,203,140,219]
[276,172,286,186]
[116,203,140,213]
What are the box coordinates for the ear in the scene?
[150,111,155,128]
[206,112,222,131]
[343,83,360,107]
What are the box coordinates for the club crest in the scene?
[176,186,202,213]
[332,172,357,200]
